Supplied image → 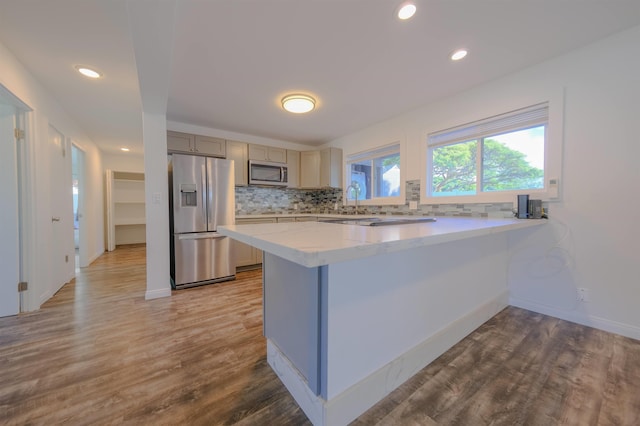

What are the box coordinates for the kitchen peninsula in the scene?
[219,217,544,425]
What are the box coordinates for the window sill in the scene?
[420,189,556,205]
[344,196,405,206]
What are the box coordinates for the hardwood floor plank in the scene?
[2,245,640,426]
[354,308,640,426]
[593,334,640,426]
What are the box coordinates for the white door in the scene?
[0,103,20,317]
[48,124,71,295]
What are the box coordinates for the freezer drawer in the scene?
[173,232,236,288]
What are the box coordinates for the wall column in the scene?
[142,112,171,299]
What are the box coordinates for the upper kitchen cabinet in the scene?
[248,144,287,163]
[320,148,342,188]
[195,135,226,157]
[167,131,226,157]
[167,131,193,152]
[300,148,342,189]
[286,150,300,188]
[226,140,249,186]
[300,151,320,188]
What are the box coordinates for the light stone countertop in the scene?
[236,213,339,220]
[220,217,545,268]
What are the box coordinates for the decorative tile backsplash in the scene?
[235,180,517,218]
[235,185,319,215]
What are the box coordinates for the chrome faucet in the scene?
[346,181,360,215]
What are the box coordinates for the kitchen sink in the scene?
[321,217,436,226]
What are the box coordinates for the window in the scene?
[427,103,548,199]
[345,143,402,204]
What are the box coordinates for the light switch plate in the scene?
[548,178,559,198]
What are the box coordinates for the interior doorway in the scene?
[72,144,87,270]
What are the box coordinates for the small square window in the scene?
[346,143,402,204]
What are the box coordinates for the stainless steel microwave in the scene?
[249,160,288,186]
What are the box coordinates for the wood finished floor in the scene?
[2,245,640,425]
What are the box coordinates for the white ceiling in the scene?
[1,0,639,155]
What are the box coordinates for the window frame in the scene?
[344,142,404,206]
[422,98,563,205]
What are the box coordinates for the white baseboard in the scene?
[86,250,103,266]
[267,340,326,425]
[509,296,640,341]
[268,291,508,426]
[145,287,172,300]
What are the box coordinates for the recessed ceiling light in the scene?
[397,1,417,20]
[120,147,130,152]
[75,65,102,79]
[281,94,316,114]
[451,49,468,61]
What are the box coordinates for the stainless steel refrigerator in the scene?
[169,154,236,289]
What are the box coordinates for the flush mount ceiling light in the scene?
[450,49,468,61]
[75,65,102,79]
[281,94,316,114]
[396,1,417,20]
[120,147,130,152]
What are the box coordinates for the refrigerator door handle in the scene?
[201,162,207,227]
[177,232,226,240]
[208,185,214,230]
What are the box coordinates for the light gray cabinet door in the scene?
[168,132,226,157]
[300,151,321,188]
[249,144,287,163]
[286,150,300,188]
[233,218,277,268]
[248,144,268,161]
[195,135,226,157]
[167,131,194,153]
[266,147,287,163]
[295,216,317,222]
[277,217,296,223]
[233,239,258,267]
[320,148,342,188]
[300,148,342,189]
[227,140,248,186]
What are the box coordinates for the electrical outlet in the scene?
[409,201,418,210]
[334,202,338,210]
[294,203,298,210]
[577,288,589,302]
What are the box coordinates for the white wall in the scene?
[329,25,640,339]
[142,112,171,300]
[102,152,144,172]
[0,40,105,311]
[72,139,106,268]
